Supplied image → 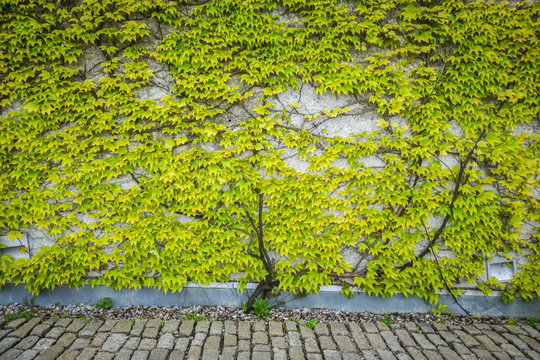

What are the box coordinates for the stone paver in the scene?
[0,314,538,360]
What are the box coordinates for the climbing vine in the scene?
[0,0,538,311]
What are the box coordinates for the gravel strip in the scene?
[0,303,525,326]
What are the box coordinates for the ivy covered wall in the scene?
[0,0,538,311]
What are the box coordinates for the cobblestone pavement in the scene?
[1,314,540,360]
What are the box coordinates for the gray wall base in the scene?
[0,284,537,317]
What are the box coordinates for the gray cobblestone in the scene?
[504,325,528,336]
[238,339,250,351]
[224,333,237,347]
[130,319,148,337]
[5,318,26,329]
[437,346,461,360]
[33,337,55,351]
[3,317,538,360]
[178,320,194,337]
[426,333,446,346]
[66,320,86,334]
[156,333,174,349]
[334,335,356,352]
[492,351,511,360]
[319,335,336,350]
[271,336,287,349]
[15,335,39,350]
[304,351,318,360]
[362,321,379,333]
[59,349,81,360]
[237,351,249,360]
[322,349,342,360]
[174,337,189,352]
[69,337,90,350]
[112,319,133,334]
[45,327,66,339]
[285,321,298,332]
[29,323,51,337]
[224,320,236,335]
[396,353,412,360]
[138,338,158,350]
[162,320,180,333]
[204,335,220,350]
[406,347,427,360]
[362,349,379,360]
[395,329,416,347]
[314,323,329,336]
[10,318,41,338]
[2,348,23,360]
[453,330,480,347]
[422,349,443,360]
[113,350,132,360]
[269,321,283,336]
[191,332,207,346]
[17,349,39,360]
[476,334,501,352]
[289,331,302,347]
[462,325,482,336]
[452,341,472,355]
[187,345,201,359]
[377,348,397,360]
[366,332,388,349]
[142,326,159,339]
[381,330,404,353]
[500,342,525,357]
[201,349,220,360]
[148,348,169,360]
[91,332,109,347]
[122,336,141,350]
[290,346,306,360]
[79,320,103,337]
[221,347,236,360]
[522,325,540,338]
[76,347,98,360]
[518,334,540,352]
[329,321,348,335]
[471,348,496,360]
[238,321,251,339]
[300,326,315,339]
[253,331,268,344]
[102,333,128,352]
[304,337,320,353]
[146,319,161,328]
[99,320,118,332]
[209,320,222,335]
[502,332,530,352]
[195,320,210,334]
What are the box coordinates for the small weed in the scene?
[61,312,69,318]
[525,310,540,327]
[438,317,446,325]
[378,314,392,327]
[4,310,36,324]
[304,319,318,329]
[249,296,275,319]
[52,315,59,322]
[94,297,113,310]
[22,297,35,309]
[505,318,518,326]
[184,310,212,324]
[160,321,164,328]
